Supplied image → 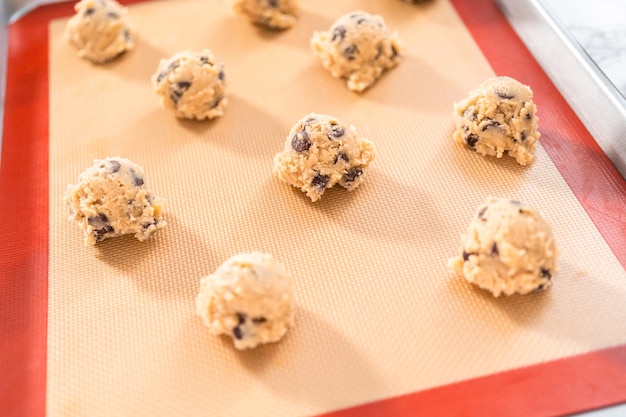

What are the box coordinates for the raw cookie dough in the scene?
[196,252,295,350]
[452,76,540,166]
[311,10,402,92]
[65,157,165,245]
[65,0,134,64]
[151,50,227,120]
[273,113,376,202]
[231,0,298,30]
[449,197,558,297]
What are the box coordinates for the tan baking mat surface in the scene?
[48,0,626,416]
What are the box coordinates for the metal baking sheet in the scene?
[497,0,626,179]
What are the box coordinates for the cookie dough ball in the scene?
[311,11,402,92]
[65,0,134,64]
[65,157,165,245]
[196,252,295,350]
[453,76,540,166]
[232,0,298,30]
[273,113,376,202]
[449,197,558,297]
[151,50,227,120]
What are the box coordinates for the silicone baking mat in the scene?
[1,0,626,416]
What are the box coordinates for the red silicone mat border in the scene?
[0,1,624,416]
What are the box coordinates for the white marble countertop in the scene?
[542,0,626,99]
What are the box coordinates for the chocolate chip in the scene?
[89,214,114,241]
[540,268,552,279]
[334,151,350,164]
[252,317,267,324]
[209,96,223,109]
[170,81,191,105]
[88,213,109,229]
[491,242,499,256]
[84,8,96,16]
[130,168,144,187]
[328,124,345,139]
[496,90,515,100]
[218,68,225,81]
[332,25,346,42]
[311,174,330,190]
[463,108,476,121]
[107,11,119,19]
[478,205,488,220]
[156,61,180,83]
[343,167,362,183]
[520,132,527,141]
[232,326,243,340]
[525,112,532,120]
[465,133,479,148]
[268,0,278,7]
[94,226,114,242]
[291,131,311,152]
[536,284,545,291]
[176,81,191,90]
[356,18,366,25]
[107,159,121,173]
[236,312,246,325]
[141,220,156,230]
[391,44,399,59]
[481,121,500,131]
[462,251,475,261]
[343,44,358,61]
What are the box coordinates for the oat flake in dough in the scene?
[65,0,134,64]
[231,0,298,30]
[273,113,375,202]
[196,252,296,350]
[449,197,558,297]
[311,10,402,92]
[152,50,227,120]
[65,157,165,245]
[452,76,540,165]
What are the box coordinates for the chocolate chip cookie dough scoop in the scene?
[151,50,227,120]
[311,11,403,92]
[449,197,558,297]
[196,252,296,350]
[65,0,135,64]
[64,157,165,245]
[273,113,376,202]
[452,76,540,165]
[231,0,298,30]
